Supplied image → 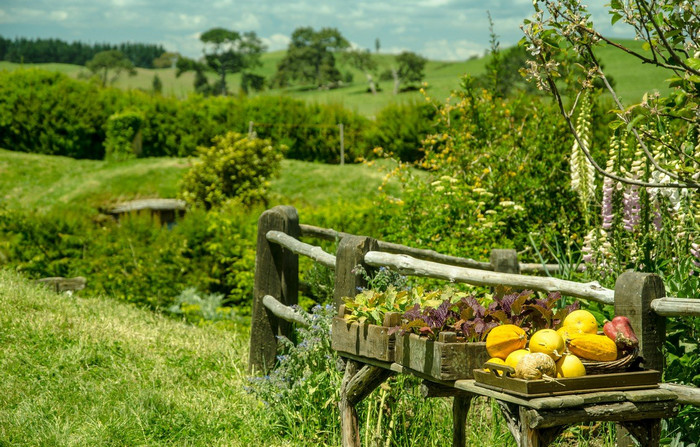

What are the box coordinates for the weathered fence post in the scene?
[248,206,300,374]
[490,249,520,274]
[336,236,381,447]
[614,271,666,447]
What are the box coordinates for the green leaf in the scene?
[608,120,625,130]
[626,114,645,131]
[642,42,651,51]
[610,13,623,25]
[686,58,700,71]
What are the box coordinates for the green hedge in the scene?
[0,68,424,163]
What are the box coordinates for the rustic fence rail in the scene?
[250,205,700,447]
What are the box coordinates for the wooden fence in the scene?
[249,205,700,446]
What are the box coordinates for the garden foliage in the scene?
[178,132,283,209]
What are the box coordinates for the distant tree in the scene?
[375,38,381,53]
[152,74,163,93]
[391,51,427,94]
[175,56,212,95]
[275,27,350,88]
[153,51,180,69]
[198,28,266,96]
[86,50,136,86]
[345,48,378,94]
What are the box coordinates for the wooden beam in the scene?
[364,251,615,304]
[650,297,700,317]
[522,400,677,429]
[660,383,700,406]
[345,364,393,406]
[262,295,308,327]
[266,230,336,269]
[333,236,378,309]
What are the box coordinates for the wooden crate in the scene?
[331,307,400,362]
[394,332,489,381]
[473,365,661,398]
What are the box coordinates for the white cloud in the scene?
[231,12,260,31]
[0,9,8,23]
[261,33,290,52]
[422,39,484,61]
[50,10,68,21]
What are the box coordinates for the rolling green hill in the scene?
[0,39,670,117]
[0,148,402,213]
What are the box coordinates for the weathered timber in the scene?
[364,251,615,304]
[339,359,361,447]
[394,332,489,381]
[453,394,474,447]
[522,400,677,429]
[37,276,86,293]
[103,198,187,225]
[266,230,336,269]
[519,406,567,447]
[659,383,700,406]
[650,297,700,317]
[333,236,378,309]
[490,249,520,274]
[300,224,574,274]
[249,206,300,373]
[620,420,662,447]
[345,364,393,406]
[262,295,308,327]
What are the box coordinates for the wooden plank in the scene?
[472,369,661,398]
[395,332,488,380]
[522,400,678,429]
[650,297,700,317]
[331,317,396,362]
[659,383,700,406]
[452,394,473,447]
[339,359,361,447]
[266,230,336,269]
[345,364,393,406]
[248,206,300,374]
[490,249,520,274]
[364,251,615,304]
[36,276,86,293]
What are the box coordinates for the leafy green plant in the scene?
[343,286,441,326]
[104,110,144,161]
[179,132,284,209]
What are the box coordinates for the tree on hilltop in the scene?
[274,27,350,88]
[345,48,378,94]
[86,50,136,86]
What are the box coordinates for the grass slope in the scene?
[0,269,289,446]
[0,148,399,213]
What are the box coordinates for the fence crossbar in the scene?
[300,223,578,274]
[266,230,336,269]
[262,295,309,327]
[364,251,615,304]
[650,297,700,317]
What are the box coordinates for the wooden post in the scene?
[339,123,345,166]
[248,206,300,374]
[333,235,378,309]
[614,271,666,447]
[490,249,520,274]
[452,395,473,447]
[335,235,379,446]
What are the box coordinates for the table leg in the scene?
[620,419,662,447]
[452,394,474,447]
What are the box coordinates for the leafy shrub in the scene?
[179,132,284,209]
[365,101,436,162]
[104,110,144,161]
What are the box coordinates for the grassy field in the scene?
[0,39,670,116]
[0,148,401,213]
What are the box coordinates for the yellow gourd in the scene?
[505,349,530,370]
[486,324,527,359]
[484,357,506,376]
[562,309,598,334]
[568,334,618,361]
[529,329,565,360]
[556,354,586,378]
[557,326,586,342]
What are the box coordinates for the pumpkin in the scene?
[568,334,618,361]
[486,324,527,359]
[529,329,565,360]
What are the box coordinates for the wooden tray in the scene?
[395,332,489,381]
[473,363,661,398]
[330,307,400,362]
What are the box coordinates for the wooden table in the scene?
[338,353,679,447]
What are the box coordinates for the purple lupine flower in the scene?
[601,177,615,230]
[691,243,700,270]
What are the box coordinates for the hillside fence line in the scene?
[249,205,700,447]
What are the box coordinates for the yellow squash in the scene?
[568,334,618,361]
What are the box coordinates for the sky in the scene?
[0,0,627,61]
